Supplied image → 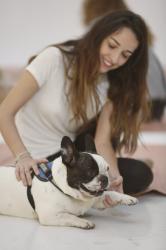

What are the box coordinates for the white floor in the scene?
[0,193,165,250]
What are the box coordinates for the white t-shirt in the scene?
[16,47,109,158]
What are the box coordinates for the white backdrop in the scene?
[0,0,166,67]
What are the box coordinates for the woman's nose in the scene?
[111,52,120,66]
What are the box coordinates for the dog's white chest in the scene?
[32,178,94,217]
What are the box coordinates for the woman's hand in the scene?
[103,175,123,208]
[15,155,48,186]
[109,175,123,193]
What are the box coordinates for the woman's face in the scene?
[99,27,139,73]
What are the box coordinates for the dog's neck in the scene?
[51,157,94,201]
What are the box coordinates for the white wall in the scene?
[0,0,166,67]
[0,0,84,67]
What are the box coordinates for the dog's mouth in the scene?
[80,184,107,196]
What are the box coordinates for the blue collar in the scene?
[37,162,54,182]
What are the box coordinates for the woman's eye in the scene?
[123,53,130,59]
[108,43,116,49]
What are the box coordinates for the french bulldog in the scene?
[0,135,138,229]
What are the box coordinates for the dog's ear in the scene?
[85,134,97,154]
[61,136,78,165]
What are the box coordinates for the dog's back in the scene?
[0,166,37,219]
[0,163,94,222]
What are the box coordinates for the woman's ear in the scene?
[61,136,78,165]
[85,134,97,154]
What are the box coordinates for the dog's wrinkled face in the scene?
[61,135,110,196]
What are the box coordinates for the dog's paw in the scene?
[78,219,95,229]
[121,195,138,206]
[107,191,138,205]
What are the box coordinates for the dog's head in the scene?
[61,135,110,197]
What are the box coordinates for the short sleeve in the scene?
[26,47,62,87]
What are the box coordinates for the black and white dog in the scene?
[0,136,138,229]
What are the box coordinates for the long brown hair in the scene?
[56,11,149,153]
[29,11,149,153]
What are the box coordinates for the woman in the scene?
[82,0,166,121]
[0,11,151,201]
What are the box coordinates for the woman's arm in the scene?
[0,71,38,155]
[0,70,43,186]
[94,101,123,193]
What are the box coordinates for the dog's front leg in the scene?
[93,191,138,209]
[38,212,95,229]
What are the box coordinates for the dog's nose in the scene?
[99,175,108,189]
